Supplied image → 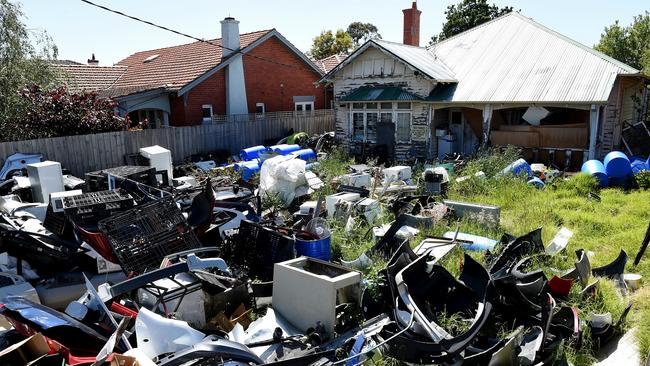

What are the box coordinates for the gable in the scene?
[337,47,413,79]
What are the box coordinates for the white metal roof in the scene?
[428,12,639,104]
[319,39,457,83]
[373,39,457,82]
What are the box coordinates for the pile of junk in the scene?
[0,139,638,366]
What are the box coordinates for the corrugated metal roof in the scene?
[374,40,457,82]
[340,86,423,101]
[428,12,639,104]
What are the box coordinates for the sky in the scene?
[18,0,649,66]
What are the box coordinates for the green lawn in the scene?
[321,148,650,365]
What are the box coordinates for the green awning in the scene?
[339,87,423,102]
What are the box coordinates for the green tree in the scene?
[0,0,59,136]
[429,0,514,45]
[595,11,650,74]
[309,29,353,60]
[347,22,381,47]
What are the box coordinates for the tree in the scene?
[0,0,59,132]
[347,22,381,47]
[595,12,650,74]
[429,0,514,45]
[309,29,353,60]
[13,85,128,141]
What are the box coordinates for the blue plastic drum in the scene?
[295,235,331,261]
[581,160,608,187]
[269,144,301,155]
[501,158,532,178]
[240,146,267,161]
[603,151,632,178]
[631,160,648,175]
[234,160,260,181]
[527,177,545,189]
[290,148,317,162]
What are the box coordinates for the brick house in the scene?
[57,18,329,127]
[320,2,648,167]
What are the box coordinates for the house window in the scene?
[397,102,411,110]
[396,112,411,142]
[202,104,213,123]
[352,112,365,141]
[380,112,393,123]
[295,101,314,113]
[366,112,378,142]
[380,102,393,110]
[255,103,265,114]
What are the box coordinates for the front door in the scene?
[377,121,395,158]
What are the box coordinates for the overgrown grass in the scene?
[315,148,650,365]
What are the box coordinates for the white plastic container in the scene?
[26,161,64,203]
[325,192,360,218]
[339,172,371,188]
[383,166,412,184]
[140,145,173,184]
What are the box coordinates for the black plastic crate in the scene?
[63,189,135,224]
[222,220,295,281]
[85,166,156,192]
[98,197,200,274]
[43,204,68,237]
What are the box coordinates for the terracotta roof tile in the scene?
[55,64,128,92]
[113,29,273,91]
[312,54,346,74]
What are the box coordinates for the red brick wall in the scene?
[243,36,325,112]
[168,35,325,126]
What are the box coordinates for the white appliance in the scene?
[382,166,412,184]
[325,192,360,218]
[140,145,173,184]
[26,161,64,203]
[339,172,371,188]
[50,190,82,213]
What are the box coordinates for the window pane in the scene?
[396,113,411,141]
[365,103,378,109]
[366,112,378,141]
[296,104,303,112]
[380,102,393,110]
[353,112,364,141]
[202,107,212,118]
[451,111,462,124]
[397,102,411,110]
[306,103,312,111]
[352,103,364,109]
[380,112,392,123]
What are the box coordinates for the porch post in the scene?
[481,104,493,148]
[162,111,170,128]
[588,104,600,160]
[428,105,435,159]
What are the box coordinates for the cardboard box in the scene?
[0,333,50,364]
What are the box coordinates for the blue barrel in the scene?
[581,160,608,187]
[604,151,632,178]
[527,177,545,189]
[239,146,267,161]
[269,144,301,155]
[501,158,532,178]
[234,160,260,181]
[295,235,331,261]
[631,160,648,175]
[305,162,320,171]
[290,148,317,162]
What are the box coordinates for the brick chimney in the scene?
[87,53,99,66]
[403,1,421,47]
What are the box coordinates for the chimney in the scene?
[220,17,241,58]
[403,1,422,47]
[87,53,99,66]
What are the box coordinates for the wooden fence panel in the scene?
[0,110,334,176]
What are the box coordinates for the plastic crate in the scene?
[223,220,295,281]
[43,204,68,237]
[63,189,134,224]
[98,197,200,274]
[84,166,157,192]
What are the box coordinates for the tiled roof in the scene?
[113,29,273,92]
[312,54,346,74]
[55,64,127,93]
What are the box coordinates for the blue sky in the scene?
[19,0,648,65]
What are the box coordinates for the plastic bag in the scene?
[259,155,307,205]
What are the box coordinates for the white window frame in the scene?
[255,102,266,114]
[201,104,213,124]
[349,102,412,143]
[295,101,314,113]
